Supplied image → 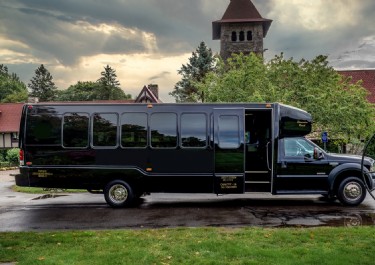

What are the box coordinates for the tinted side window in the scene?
[63,113,89,148]
[93,113,118,147]
[121,113,147,148]
[26,114,61,145]
[150,113,177,148]
[284,138,314,158]
[218,115,240,149]
[181,113,206,148]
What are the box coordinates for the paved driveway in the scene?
[1,170,375,231]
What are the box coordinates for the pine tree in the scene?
[170,42,216,102]
[28,64,57,102]
[97,65,120,100]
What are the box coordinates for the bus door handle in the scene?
[266,141,271,171]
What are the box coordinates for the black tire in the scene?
[104,180,134,208]
[337,177,366,206]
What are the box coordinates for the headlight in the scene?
[370,162,375,173]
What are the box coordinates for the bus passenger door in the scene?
[244,109,273,193]
[213,108,245,194]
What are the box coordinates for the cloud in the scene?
[259,0,375,62]
[0,0,222,67]
[1,0,375,103]
[149,71,171,82]
[330,35,375,69]
[268,0,360,31]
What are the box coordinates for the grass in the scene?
[1,227,375,265]
[12,185,87,194]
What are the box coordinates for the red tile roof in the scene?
[0,103,24,133]
[39,100,135,104]
[338,70,375,104]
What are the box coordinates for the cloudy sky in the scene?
[1,0,375,102]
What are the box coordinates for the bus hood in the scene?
[326,153,374,168]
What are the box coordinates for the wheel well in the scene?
[103,175,144,194]
[332,170,362,195]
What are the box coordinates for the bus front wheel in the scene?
[337,177,366,206]
[104,180,134,208]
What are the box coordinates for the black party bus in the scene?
[15,102,375,207]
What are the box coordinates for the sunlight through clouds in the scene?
[269,0,360,31]
[49,52,190,102]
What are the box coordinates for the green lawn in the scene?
[1,227,374,265]
[12,185,87,194]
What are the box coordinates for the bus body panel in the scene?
[16,102,373,207]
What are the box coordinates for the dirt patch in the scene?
[0,169,18,183]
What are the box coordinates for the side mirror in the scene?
[313,148,324,160]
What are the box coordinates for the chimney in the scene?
[148,84,159,99]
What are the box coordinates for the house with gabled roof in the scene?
[0,103,24,149]
[135,84,162,103]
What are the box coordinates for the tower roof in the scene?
[212,0,272,39]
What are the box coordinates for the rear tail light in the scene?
[19,149,24,166]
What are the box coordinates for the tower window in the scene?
[239,31,245,41]
[247,31,253,41]
[231,31,237,42]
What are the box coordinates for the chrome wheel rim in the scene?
[109,184,128,204]
[343,182,362,202]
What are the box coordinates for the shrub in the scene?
[0,150,6,162]
[6,148,20,165]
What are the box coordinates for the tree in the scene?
[57,81,102,101]
[170,42,217,102]
[266,54,375,140]
[28,64,57,102]
[97,65,131,100]
[57,66,131,101]
[196,53,274,102]
[196,52,375,142]
[0,64,28,103]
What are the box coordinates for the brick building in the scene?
[212,0,272,60]
[338,70,375,104]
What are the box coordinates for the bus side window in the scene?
[181,113,207,148]
[26,114,61,145]
[121,113,147,148]
[150,113,177,148]
[63,113,89,148]
[218,115,240,149]
[92,113,118,147]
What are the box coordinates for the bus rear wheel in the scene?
[104,180,134,208]
[337,177,366,206]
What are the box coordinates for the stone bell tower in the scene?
[212,0,272,60]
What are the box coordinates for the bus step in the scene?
[245,182,271,193]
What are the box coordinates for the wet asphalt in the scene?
[1,169,375,231]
